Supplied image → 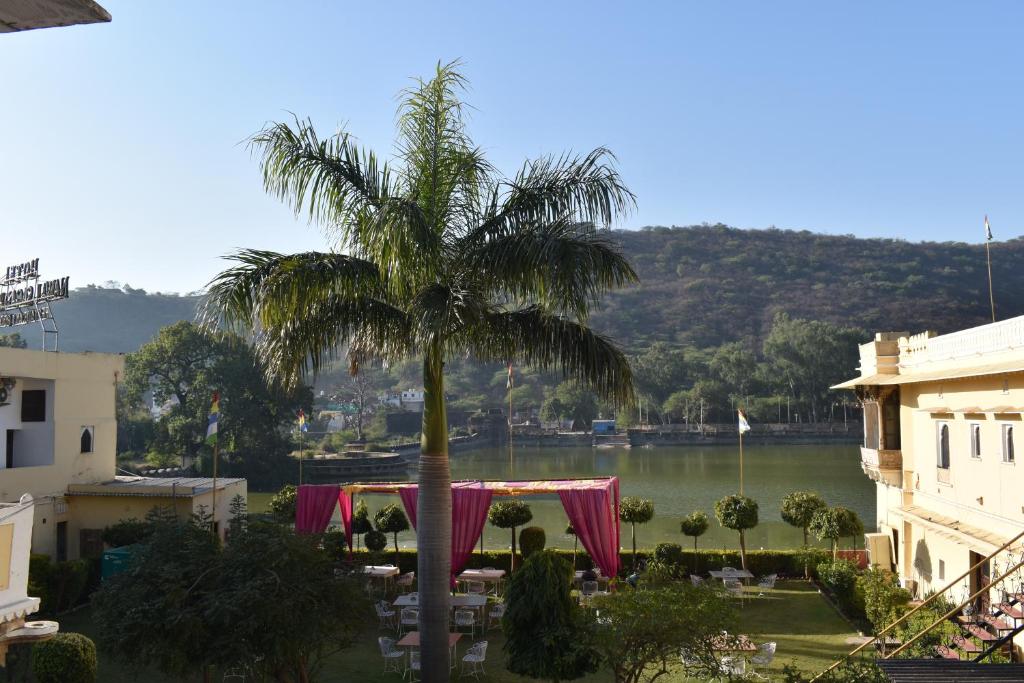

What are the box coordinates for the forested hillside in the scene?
[17,225,1023,354]
[592,225,1024,350]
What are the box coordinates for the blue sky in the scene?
[2,1,1022,292]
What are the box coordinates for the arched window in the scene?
[80,426,93,454]
[937,423,950,469]
[1004,425,1015,463]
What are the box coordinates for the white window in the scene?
[936,422,950,469]
[938,559,945,581]
[80,426,94,454]
[1003,424,1015,463]
[970,423,982,459]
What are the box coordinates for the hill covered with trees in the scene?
[25,226,1021,355]
[591,224,1024,351]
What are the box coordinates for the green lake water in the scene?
[250,443,874,552]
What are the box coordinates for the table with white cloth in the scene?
[457,568,505,595]
[363,565,399,593]
[708,569,754,580]
[393,594,487,608]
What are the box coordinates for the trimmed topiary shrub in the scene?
[32,632,97,683]
[518,526,546,558]
[364,529,387,553]
[653,542,685,569]
[268,484,297,524]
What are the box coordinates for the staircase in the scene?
[931,592,1024,663]
[878,659,1024,682]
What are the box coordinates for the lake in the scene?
[250,443,874,551]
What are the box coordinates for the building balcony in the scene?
[861,447,903,487]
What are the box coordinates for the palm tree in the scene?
[203,62,635,681]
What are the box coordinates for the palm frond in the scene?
[467,306,634,405]
[408,283,491,346]
[201,249,383,331]
[469,147,636,244]
[256,296,412,386]
[458,218,637,319]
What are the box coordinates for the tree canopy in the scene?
[714,495,759,570]
[780,491,828,546]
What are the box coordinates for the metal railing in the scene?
[811,527,1024,680]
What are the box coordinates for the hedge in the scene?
[28,555,92,616]
[340,547,830,578]
[32,632,98,683]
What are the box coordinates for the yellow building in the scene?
[836,315,1024,615]
[0,347,245,560]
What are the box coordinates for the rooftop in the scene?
[1,0,110,33]
[834,314,1024,389]
[66,476,245,498]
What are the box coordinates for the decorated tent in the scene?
[295,477,622,579]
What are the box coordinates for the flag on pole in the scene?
[738,409,751,434]
[985,215,993,241]
[206,392,219,445]
[506,363,514,389]
[297,409,308,433]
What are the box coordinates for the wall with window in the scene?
[900,374,1024,541]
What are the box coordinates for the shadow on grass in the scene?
[739,580,857,637]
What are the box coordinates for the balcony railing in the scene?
[902,315,1024,367]
[860,447,902,470]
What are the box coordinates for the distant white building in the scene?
[378,390,425,412]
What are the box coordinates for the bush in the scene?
[857,568,910,634]
[518,526,546,558]
[817,559,864,619]
[364,529,387,553]
[28,555,91,616]
[653,542,685,568]
[268,484,297,524]
[101,519,149,548]
[32,633,98,683]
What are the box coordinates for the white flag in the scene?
[985,215,993,241]
[738,410,751,434]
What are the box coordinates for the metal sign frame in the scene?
[0,259,69,351]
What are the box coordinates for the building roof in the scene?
[833,358,1024,389]
[1,0,110,32]
[892,504,1021,553]
[66,476,245,498]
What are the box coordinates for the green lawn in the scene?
[56,580,857,682]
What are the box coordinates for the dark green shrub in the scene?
[653,542,685,569]
[268,484,296,524]
[619,497,655,570]
[373,504,410,564]
[817,559,858,594]
[322,530,348,562]
[519,526,546,558]
[488,500,533,569]
[857,568,910,634]
[101,519,149,548]
[28,556,91,615]
[32,633,97,683]
[364,529,387,552]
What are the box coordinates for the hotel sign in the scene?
[0,259,69,329]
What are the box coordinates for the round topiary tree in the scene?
[374,503,410,564]
[679,510,709,574]
[268,484,297,524]
[32,633,97,683]
[619,497,655,570]
[503,550,597,681]
[714,495,759,571]
[364,528,388,553]
[519,526,547,558]
[810,506,863,559]
[780,491,827,546]
[488,500,533,570]
[351,499,372,550]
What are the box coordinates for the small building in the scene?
[592,419,616,435]
[0,347,246,560]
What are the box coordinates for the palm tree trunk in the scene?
[418,347,451,682]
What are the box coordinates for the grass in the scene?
[54,579,856,682]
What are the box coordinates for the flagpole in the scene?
[298,426,304,486]
[739,428,744,495]
[212,438,218,537]
[986,238,996,323]
[508,367,514,480]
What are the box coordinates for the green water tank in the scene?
[101,545,136,580]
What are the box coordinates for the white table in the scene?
[708,569,754,580]
[458,569,505,582]
[394,594,487,608]
[364,565,401,578]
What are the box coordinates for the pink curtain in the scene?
[338,490,353,551]
[295,484,340,534]
[398,486,419,530]
[558,478,621,577]
[451,483,493,581]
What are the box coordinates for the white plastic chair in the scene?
[396,571,415,593]
[461,641,488,679]
[406,649,421,681]
[222,668,246,682]
[377,637,404,674]
[580,580,599,607]
[399,607,418,636]
[487,601,506,631]
[690,574,704,587]
[714,655,745,682]
[750,641,777,679]
[454,609,477,638]
[724,579,744,605]
[465,580,486,595]
[376,600,397,629]
[757,573,777,597]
